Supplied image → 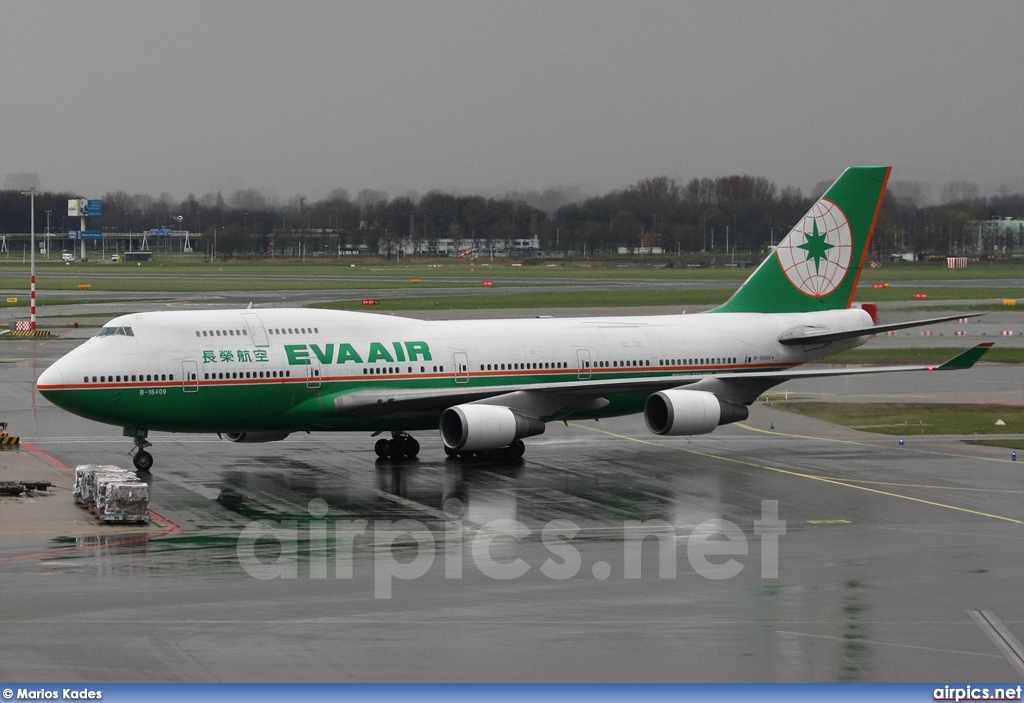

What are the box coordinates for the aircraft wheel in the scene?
[403,436,420,458]
[443,445,459,459]
[133,451,154,472]
[374,438,390,458]
[507,439,525,459]
[386,439,406,459]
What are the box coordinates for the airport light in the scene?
[20,187,37,330]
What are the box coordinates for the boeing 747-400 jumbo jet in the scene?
[37,167,991,471]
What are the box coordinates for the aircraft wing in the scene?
[314,343,994,423]
[777,313,985,345]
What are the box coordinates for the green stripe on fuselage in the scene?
[39,365,775,433]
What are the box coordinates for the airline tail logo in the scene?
[775,198,852,298]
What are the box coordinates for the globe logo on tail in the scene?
[776,198,852,297]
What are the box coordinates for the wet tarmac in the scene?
[2,332,1023,682]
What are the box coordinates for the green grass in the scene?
[884,303,1023,314]
[0,275,517,293]
[858,262,1024,281]
[772,402,1024,435]
[1,298,144,308]
[853,287,1022,303]
[823,347,1024,365]
[3,256,1018,281]
[312,289,730,311]
[962,439,1024,451]
[0,258,752,280]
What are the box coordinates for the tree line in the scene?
[1,176,1020,260]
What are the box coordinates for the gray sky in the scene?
[2,0,1022,203]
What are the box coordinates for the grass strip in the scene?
[823,347,1024,365]
[772,402,1024,436]
[312,289,730,311]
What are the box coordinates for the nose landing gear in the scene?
[126,427,153,472]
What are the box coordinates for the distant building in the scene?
[970,217,1024,256]
[381,236,540,257]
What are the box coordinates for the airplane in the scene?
[37,166,992,472]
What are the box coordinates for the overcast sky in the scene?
[1,0,1021,203]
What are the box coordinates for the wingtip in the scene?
[937,343,996,371]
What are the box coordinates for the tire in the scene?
[443,445,459,459]
[386,439,405,459]
[403,436,420,458]
[374,438,390,458]
[133,451,154,472]
[507,439,525,459]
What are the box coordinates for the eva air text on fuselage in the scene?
[285,341,433,366]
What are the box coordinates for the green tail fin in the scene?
[713,166,891,314]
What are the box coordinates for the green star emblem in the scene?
[797,219,835,274]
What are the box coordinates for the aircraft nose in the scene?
[37,362,65,391]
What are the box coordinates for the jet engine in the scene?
[440,404,545,451]
[644,389,748,436]
[224,431,292,443]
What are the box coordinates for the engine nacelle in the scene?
[440,404,545,451]
[644,389,749,436]
[224,431,292,443]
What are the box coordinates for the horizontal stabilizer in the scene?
[778,313,986,345]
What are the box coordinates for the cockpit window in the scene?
[96,326,135,337]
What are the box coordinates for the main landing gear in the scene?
[127,427,153,472]
[444,438,525,461]
[374,431,420,460]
